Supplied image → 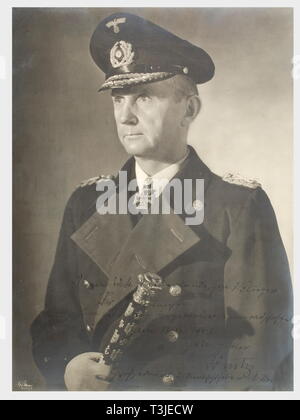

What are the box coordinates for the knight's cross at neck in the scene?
[134,177,154,210]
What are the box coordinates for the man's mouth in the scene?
[124,133,143,138]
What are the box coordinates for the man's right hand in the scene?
[64,352,111,391]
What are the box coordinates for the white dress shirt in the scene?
[135,149,190,199]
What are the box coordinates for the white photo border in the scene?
[1,0,299,400]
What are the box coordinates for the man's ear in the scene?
[182,95,201,126]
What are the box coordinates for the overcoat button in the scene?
[83,279,91,289]
[162,374,175,385]
[192,199,203,211]
[86,324,92,332]
[166,330,179,343]
[169,285,182,297]
[44,357,50,364]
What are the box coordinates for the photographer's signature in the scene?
[17,380,33,391]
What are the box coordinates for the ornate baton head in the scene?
[133,272,163,306]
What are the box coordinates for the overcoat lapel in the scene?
[93,211,201,326]
[71,157,136,278]
[71,210,133,278]
[71,146,212,327]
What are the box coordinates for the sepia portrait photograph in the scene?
[12,6,294,394]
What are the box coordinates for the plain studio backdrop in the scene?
[13,7,293,390]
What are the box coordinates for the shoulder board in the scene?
[78,174,115,188]
[222,172,261,189]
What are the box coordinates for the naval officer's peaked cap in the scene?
[90,12,215,91]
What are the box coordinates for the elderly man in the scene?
[31,12,293,391]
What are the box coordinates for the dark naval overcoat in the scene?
[31,146,293,391]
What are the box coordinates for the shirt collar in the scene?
[135,148,190,197]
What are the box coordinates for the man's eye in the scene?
[137,94,151,102]
[113,96,123,104]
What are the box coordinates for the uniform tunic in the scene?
[31,146,293,391]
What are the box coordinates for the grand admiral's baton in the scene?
[98,272,163,369]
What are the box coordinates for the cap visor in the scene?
[98,72,175,91]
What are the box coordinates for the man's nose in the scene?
[120,100,138,125]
